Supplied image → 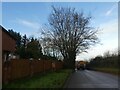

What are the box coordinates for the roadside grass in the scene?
[94,67,119,76]
[3,69,72,88]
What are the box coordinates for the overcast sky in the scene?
[1,2,118,61]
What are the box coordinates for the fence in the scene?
[2,59,63,84]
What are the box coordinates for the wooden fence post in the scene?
[52,62,56,71]
[43,60,45,74]
[3,61,11,84]
[3,63,8,84]
[7,61,11,82]
[30,60,33,77]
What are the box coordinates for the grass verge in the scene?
[94,67,119,76]
[3,69,72,88]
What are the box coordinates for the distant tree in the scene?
[8,29,22,48]
[18,46,27,58]
[118,50,120,56]
[41,6,99,69]
[8,29,23,56]
[88,50,119,69]
[26,37,43,59]
[94,55,103,61]
[40,36,62,60]
[103,51,111,58]
[22,34,29,48]
[8,30,43,59]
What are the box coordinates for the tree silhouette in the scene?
[42,6,99,69]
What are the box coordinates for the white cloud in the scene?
[105,4,117,16]
[17,19,40,30]
[16,18,43,38]
[100,19,117,32]
[76,19,118,61]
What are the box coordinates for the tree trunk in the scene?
[63,52,76,70]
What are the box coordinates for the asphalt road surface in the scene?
[64,70,119,88]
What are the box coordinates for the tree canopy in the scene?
[8,30,43,59]
[41,6,99,69]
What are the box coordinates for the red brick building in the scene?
[0,25,16,62]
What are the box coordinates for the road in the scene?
[64,70,119,88]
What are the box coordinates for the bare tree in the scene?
[41,6,99,69]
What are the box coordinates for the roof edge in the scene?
[0,25,17,40]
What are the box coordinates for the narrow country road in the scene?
[64,70,119,88]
